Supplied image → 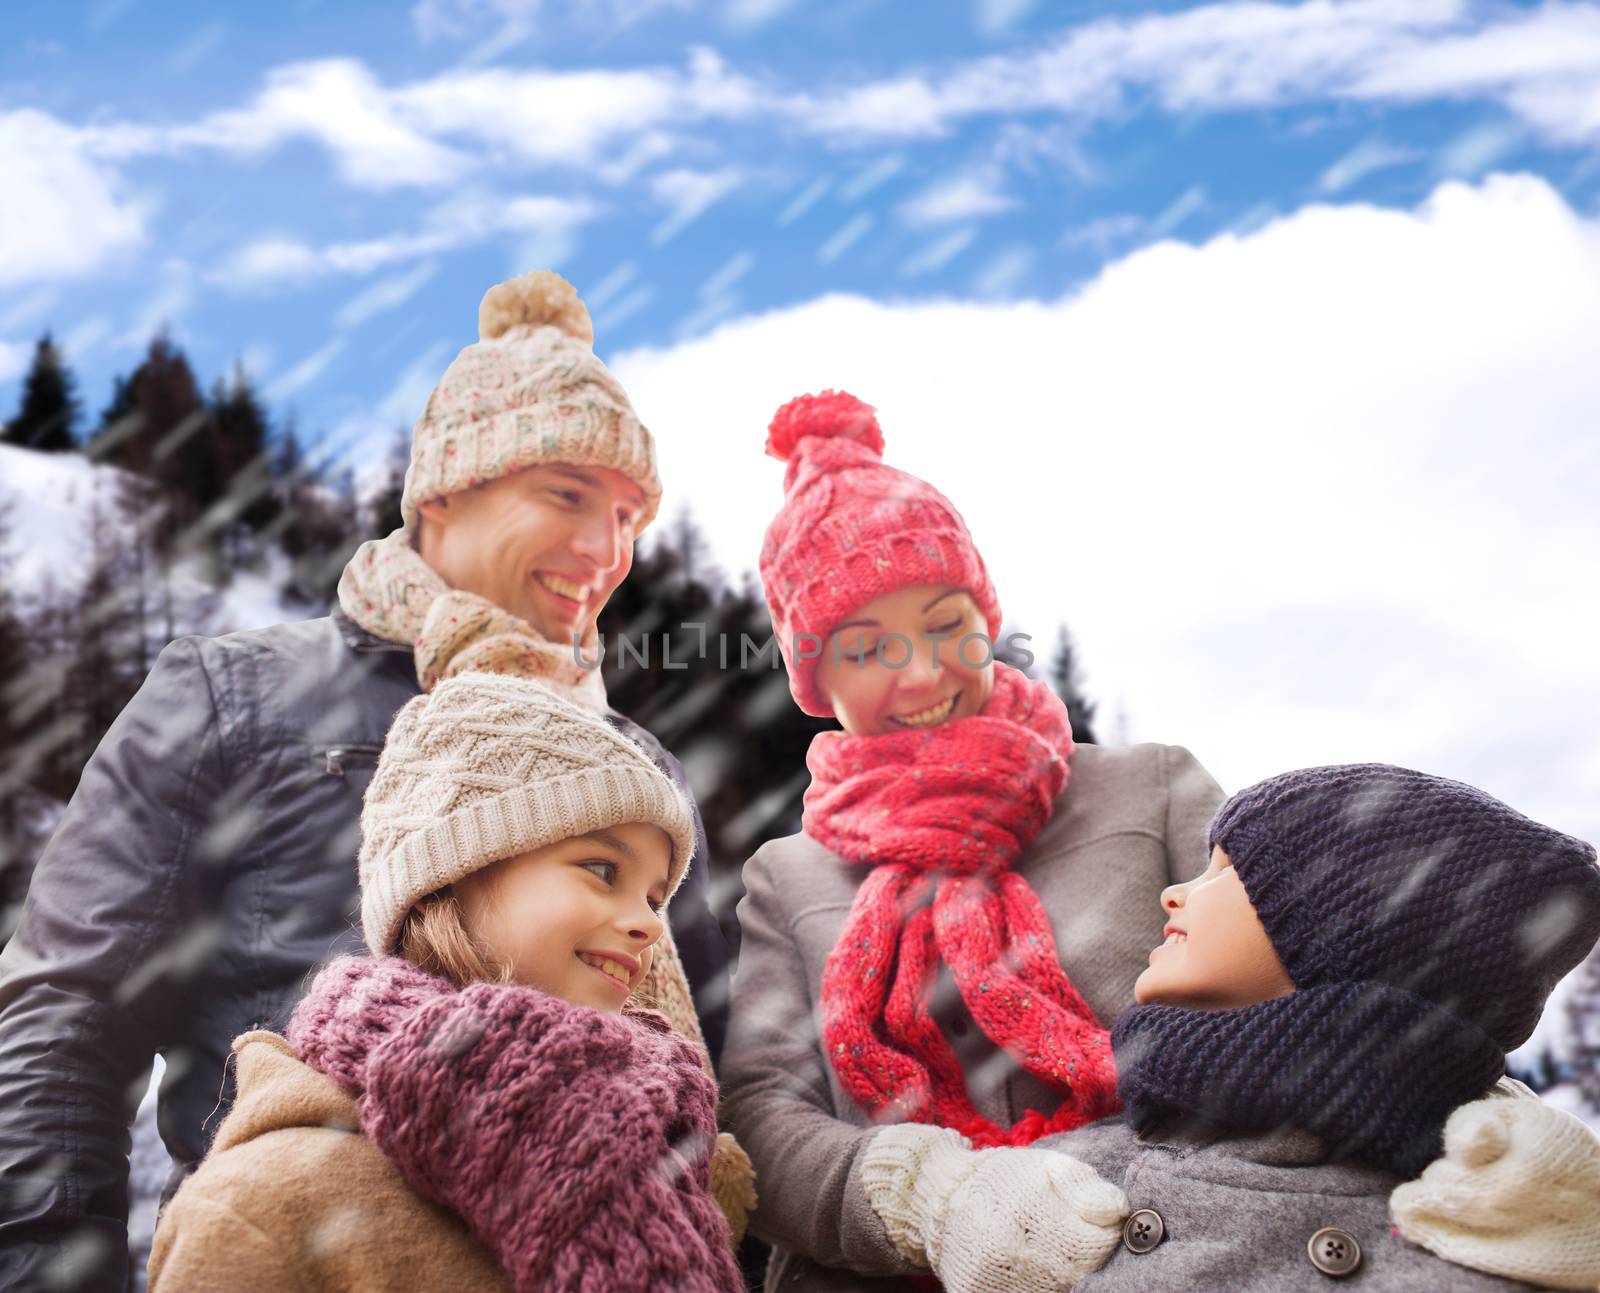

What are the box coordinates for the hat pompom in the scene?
[479,270,594,346]
[765,390,884,463]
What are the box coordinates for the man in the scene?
[0,271,730,1292]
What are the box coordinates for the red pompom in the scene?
[765,390,884,463]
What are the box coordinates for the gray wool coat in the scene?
[720,742,1226,1293]
[1030,1115,1541,1291]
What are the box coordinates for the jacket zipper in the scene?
[320,744,384,777]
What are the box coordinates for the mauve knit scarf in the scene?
[807,664,1120,1149]
[287,956,742,1293]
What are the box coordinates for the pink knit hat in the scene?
[758,390,1002,717]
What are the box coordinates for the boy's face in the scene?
[416,463,646,646]
[455,821,671,1013]
[814,583,995,736]
[1133,845,1295,1010]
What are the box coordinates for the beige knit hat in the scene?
[359,670,696,956]
[399,269,662,530]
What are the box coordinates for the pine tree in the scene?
[1565,950,1600,1114]
[86,333,216,564]
[598,512,830,940]
[203,367,280,569]
[3,334,80,453]
[361,428,410,540]
[1047,625,1098,744]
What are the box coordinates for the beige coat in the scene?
[720,742,1224,1292]
[148,1029,508,1292]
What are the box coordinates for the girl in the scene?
[862,764,1600,1289]
[720,390,1595,1292]
[149,671,748,1292]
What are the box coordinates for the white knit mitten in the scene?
[861,1124,1128,1293]
[1391,1086,1600,1290]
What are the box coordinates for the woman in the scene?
[719,390,1224,1291]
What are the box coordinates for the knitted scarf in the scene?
[1112,980,1507,1178]
[288,956,744,1293]
[338,526,608,710]
[809,664,1119,1149]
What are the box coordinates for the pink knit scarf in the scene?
[288,956,742,1293]
[807,664,1120,1148]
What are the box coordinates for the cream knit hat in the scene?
[359,670,696,956]
[399,269,662,529]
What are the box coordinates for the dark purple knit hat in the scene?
[1209,763,1600,1053]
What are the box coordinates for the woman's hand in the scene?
[862,1123,1128,1293]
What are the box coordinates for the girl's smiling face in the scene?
[814,584,995,737]
[1133,845,1296,1010]
[454,822,671,1013]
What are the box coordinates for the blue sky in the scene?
[2,0,1593,447]
[4,0,1600,853]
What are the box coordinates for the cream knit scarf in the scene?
[337,527,608,711]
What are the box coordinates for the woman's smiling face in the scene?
[814,583,995,737]
[1133,845,1296,1010]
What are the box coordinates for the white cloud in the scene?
[791,0,1600,148]
[57,3,1600,204]
[1351,2,1600,143]
[837,155,906,203]
[215,194,598,287]
[977,0,1036,37]
[1432,120,1521,179]
[1318,136,1419,193]
[1063,213,1146,256]
[91,60,473,189]
[1148,185,1208,237]
[413,0,690,54]
[0,110,146,287]
[611,172,1600,844]
[778,178,830,225]
[899,171,1017,226]
[414,0,541,45]
[725,0,797,30]
[649,168,743,246]
[83,49,762,187]
[263,336,346,402]
[900,227,978,277]
[335,261,441,331]
[816,213,874,265]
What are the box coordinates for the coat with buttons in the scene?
[1033,1114,1543,1291]
[0,609,731,1293]
[719,742,1226,1293]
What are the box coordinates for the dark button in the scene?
[1307,1227,1361,1277]
[1122,1209,1164,1254]
[949,1015,968,1038]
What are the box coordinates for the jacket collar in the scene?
[331,602,411,655]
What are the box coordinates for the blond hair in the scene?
[397,886,513,986]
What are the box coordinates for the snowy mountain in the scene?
[0,440,310,633]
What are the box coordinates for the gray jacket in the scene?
[719,742,1224,1293]
[0,609,729,1293]
[1033,1115,1540,1291]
